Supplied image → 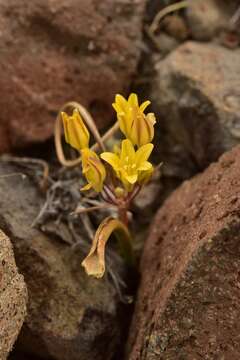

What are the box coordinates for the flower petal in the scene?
[137,161,152,171]
[114,94,128,112]
[128,93,139,107]
[81,183,92,191]
[117,113,128,136]
[146,112,156,125]
[125,174,138,184]
[138,167,154,185]
[140,100,151,112]
[62,112,70,143]
[120,139,135,164]
[100,152,120,171]
[135,143,154,165]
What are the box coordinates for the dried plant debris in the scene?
[0,156,129,301]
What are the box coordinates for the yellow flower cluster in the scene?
[61,93,156,193]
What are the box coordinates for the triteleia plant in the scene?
[57,93,156,278]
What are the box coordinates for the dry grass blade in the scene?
[230,5,240,27]
[0,172,26,179]
[149,0,189,34]
[72,203,115,215]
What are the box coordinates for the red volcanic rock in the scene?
[0,230,27,360]
[0,0,146,152]
[128,145,240,359]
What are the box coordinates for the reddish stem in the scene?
[118,206,128,227]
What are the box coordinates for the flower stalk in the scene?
[56,93,157,278]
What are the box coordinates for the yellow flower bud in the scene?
[62,109,90,150]
[114,186,125,198]
[112,93,156,147]
[128,110,156,148]
[81,148,106,192]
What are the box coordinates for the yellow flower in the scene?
[112,93,156,147]
[100,139,153,191]
[62,109,90,150]
[81,148,106,192]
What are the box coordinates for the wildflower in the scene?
[101,139,153,191]
[81,148,106,192]
[112,93,156,147]
[57,93,159,279]
[62,109,90,150]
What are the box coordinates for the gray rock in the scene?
[0,230,27,360]
[186,0,230,41]
[151,41,240,178]
[152,32,180,56]
[0,163,125,360]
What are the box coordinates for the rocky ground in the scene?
[0,0,240,359]
[128,145,240,359]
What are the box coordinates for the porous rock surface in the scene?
[151,41,240,179]
[128,145,240,359]
[186,0,233,41]
[0,230,27,360]
[0,0,146,152]
[0,163,123,360]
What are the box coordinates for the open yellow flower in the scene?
[112,93,156,148]
[100,139,153,191]
[62,109,90,150]
[81,148,106,192]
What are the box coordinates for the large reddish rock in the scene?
[0,0,146,152]
[128,145,240,359]
[0,230,27,360]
